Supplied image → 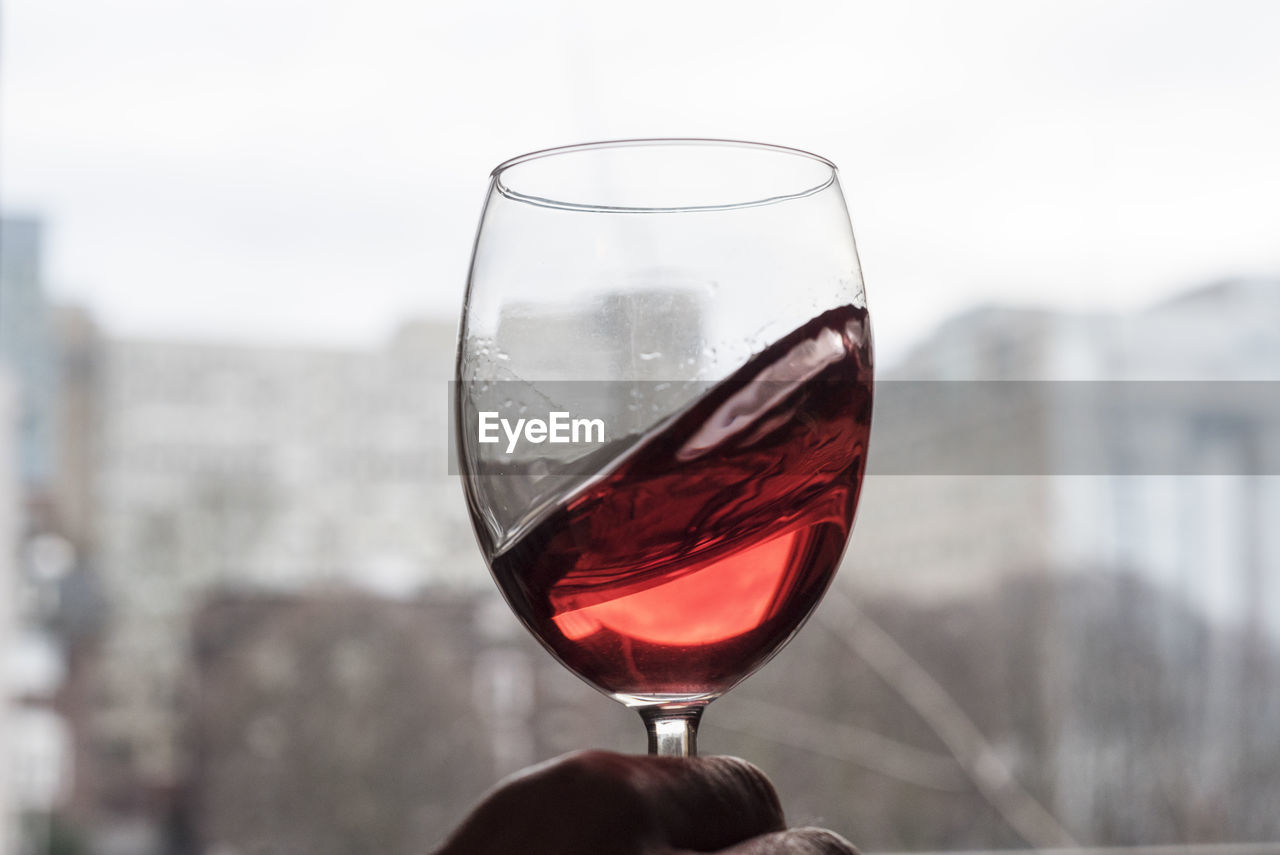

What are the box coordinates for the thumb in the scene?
[702,827,861,854]
[630,754,786,851]
[434,751,785,855]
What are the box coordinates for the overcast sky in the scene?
[3,0,1279,360]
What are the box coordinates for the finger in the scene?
[434,751,785,855]
[433,752,647,855]
[628,754,786,851]
[706,827,861,855]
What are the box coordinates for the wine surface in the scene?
[487,305,873,702]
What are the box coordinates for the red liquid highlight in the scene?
[488,305,873,700]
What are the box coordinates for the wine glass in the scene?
[455,139,872,757]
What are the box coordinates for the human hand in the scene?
[433,750,858,855]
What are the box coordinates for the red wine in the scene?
[488,305,873,700]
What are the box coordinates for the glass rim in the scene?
[489,138,839,214]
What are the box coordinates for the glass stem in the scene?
[640,706,704,757]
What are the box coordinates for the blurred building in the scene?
[13,267,1278,850]
[0,218,57,503]
[491,288,706,427]
[460,289,708,544]
[494,289,704,377]
[2,371,17,855]
[84,319,487,812]
[847,277,1280,839]
[182,587,629,855]
[6,669,73,854]
[852,278,1280,627]
[2,217,83,855]
[0,385,71,855]
[48,307,101,554]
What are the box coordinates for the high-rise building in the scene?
[85,288,707,814]
[1,370,17,855]
[48,306,100,553]
[181,587,628,855]
[2,216,79,855]
[87,319,487,793]
[851,280,1280,627]
[845,279,1280,838]
[0,217,56,497]
[491,288,706,429]
[53,273,1280,845]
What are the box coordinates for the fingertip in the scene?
[435,750,648,855]
[638,754,785,851]
[785,827,861,854]
[697,755,786,828]
[717,827,861,855]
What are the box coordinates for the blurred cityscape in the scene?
[3,211,1280,854]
